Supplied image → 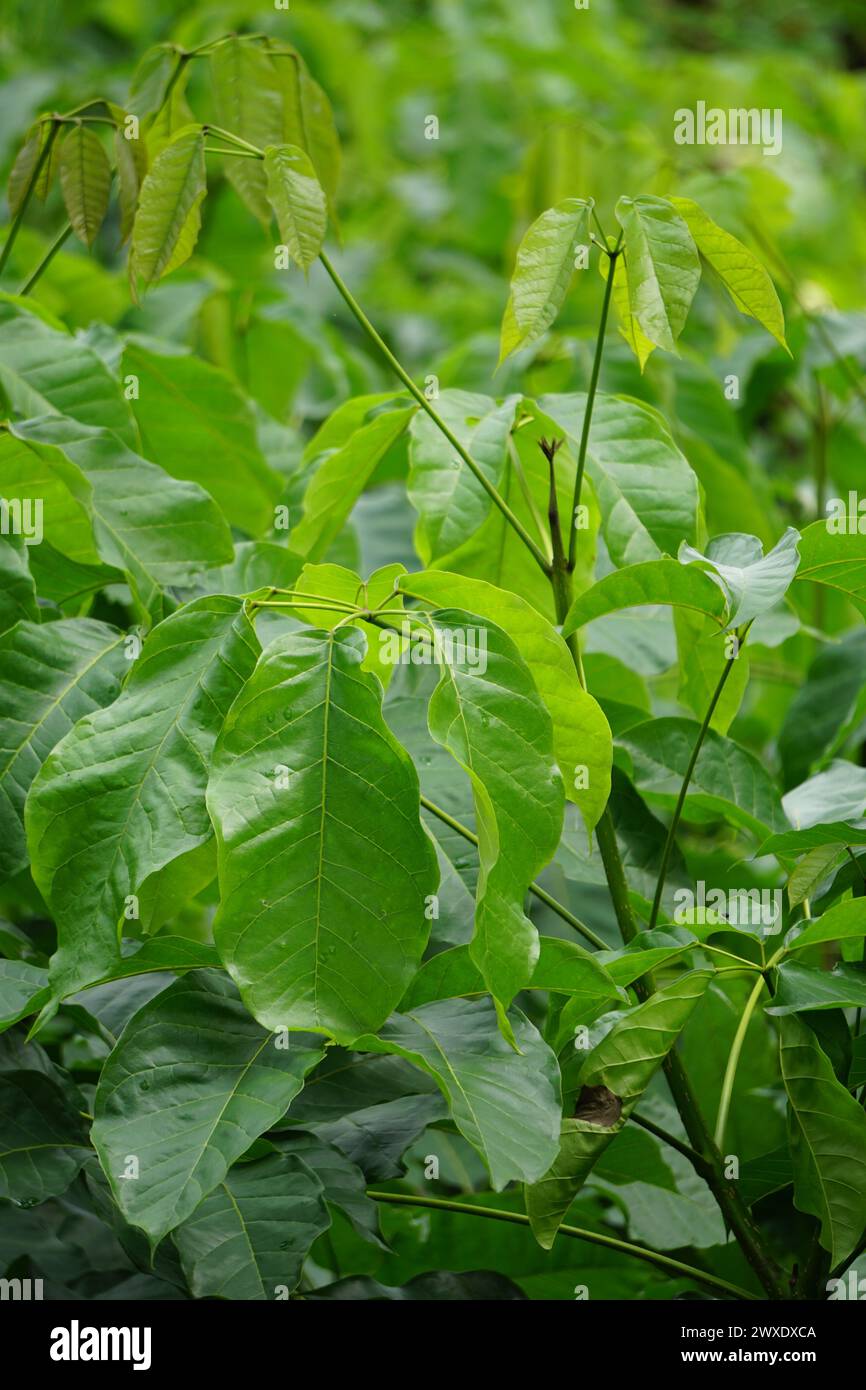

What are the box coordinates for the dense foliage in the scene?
[1,0,866,1303]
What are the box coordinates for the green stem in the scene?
[203,124,264,157]
[368,1190,758,1300]
[318,250,551,575]
[18,222,72,294]
[418,792,606,950]
[714,970,769,1150]
[0,119,60,275]
[648,623,751,932]
[566,232,621,570]
[631,1113,710,1175]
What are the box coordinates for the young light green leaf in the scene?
[207,627,438,1043]
[499,199,593,362]
[402,570,612,834]
[267,43,341,214]
[614,195,700,352]
[780,1013,866,1266]
[173,1152,330,1299]
[91,971,325,1245]
[782,762,866,831]
[669,196,787,349]
[526,971,711,1248]
[59,125,111,248]
[425,609,565,1008]
[0,617,126,879]
[0,1071,90,1202]
[562,559,728,635]
[785,900,866,953]
[27,596,259,999]
[289,404,415,560]
[263,143,327,271]
[114,123,148,243]
[354,997,561,1189]
[679,528,800,629]
[209,37,285,224]
[602,246,656,371]
[7,120,53,215]
[130,124,206,290]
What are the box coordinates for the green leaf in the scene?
[779,631,866,789]
[0,307,138,447]
[759,823,866,857]
[407,391,518,564]
[619,716,785,838]
[91,971,325,1245]
[6,418,233,620]
[768,961,866,1014]
[563,559,728,635]
[668,196,787,349]
[354,997,561,1189]
[614,195,700,352]
[27,596,258,998]
[780,1013,866,1266]
[424,609,564,1007]
[539,393,700,565]
[0,1071,90,1202]
[121,343,282,537]
[782,762,866,831]
[795,520,866,620]
[114,124,148,243]
[290,405,415,561]
[7,121,53,215]
[209,37,285,224]
[130,125,206,290]
[271,1130,384,1247]
[499,199,593,362]
[678,528,800,629]
[267,44,341,214]
[0,617,126,879]
[58,125,111,248]
[785,900,866,953]
[0,536,38,634]
[401,937,623,1010]
[173,1152,329,1299]
[126,44,178,120]
[603,247,656,371]
[0,961,50,1032]
[263,144,327,271]
[526,971,711,1247]
[402,570,611,833]
[207,627,438,1043]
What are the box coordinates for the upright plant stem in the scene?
[714,971,769,1149]
[368,1190,758,1300]
[647,625,750,932]
[566,232,621,569]
[318,250,551,575]
[0,119,60,275]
